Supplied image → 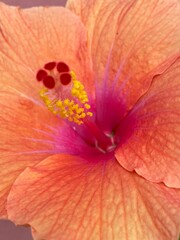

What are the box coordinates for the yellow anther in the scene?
[80,113,86,118]
[39,88,48,97]
[87,112,93,117]
[85,104,91,109]
[69,101,74,106]
[76,108,84,114]
[44,99,51,105]
[56,100,63,107]
[64,99,70,106]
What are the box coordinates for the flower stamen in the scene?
[36,61,93,125]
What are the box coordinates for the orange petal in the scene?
[7,155,180,240]
[0,87,65,218]
[115,58,180,188]
[0,3,93,99]
[67,0,180,108]
[0,2,93,218]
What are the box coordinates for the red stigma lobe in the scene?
[60,73,72,85]
[43,75,55,89]
[36,69,47,81]
[44,61,56,70]
[57,62,70,73]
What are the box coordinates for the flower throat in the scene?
[36,61,116,153]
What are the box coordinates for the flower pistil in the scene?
[36,61,93,125]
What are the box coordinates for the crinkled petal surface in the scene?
[115,58,180,188]
[7,155,180,240]
[67,0,180,108]
[0,2,92,98]
[0,3,91,217]
[0,88,63,218]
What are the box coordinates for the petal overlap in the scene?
[0,88,64,217]
[0,1,179,239]
[0,2,93,217]
[67,0,180,108]
[7,155,180,240]
[115,58,180,188]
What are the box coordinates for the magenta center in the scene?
[36,61,136,155]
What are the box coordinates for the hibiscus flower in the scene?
[0,0,180,239]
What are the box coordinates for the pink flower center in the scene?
[35,61,132,154]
